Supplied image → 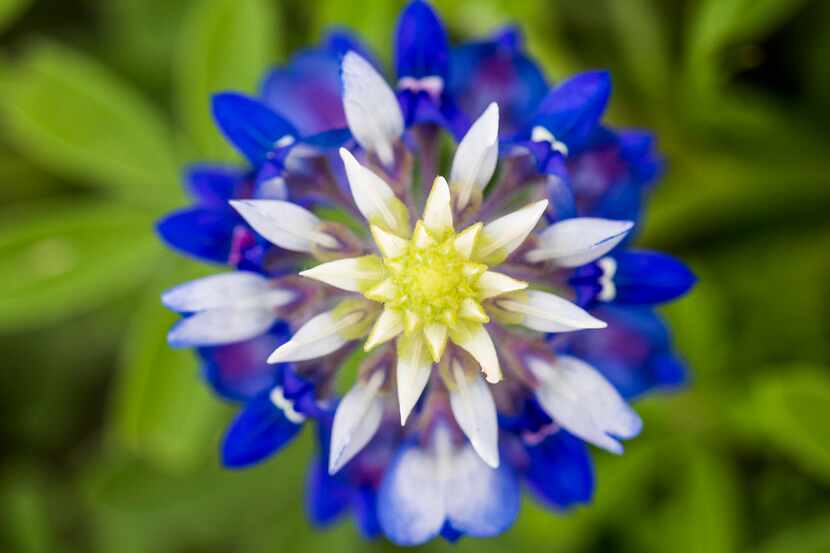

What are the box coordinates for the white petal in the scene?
[329,371,385,474]
[342,51,404,167]
[268,308,364,363]
[445,444,519,537]
[162,272,292,312]
[528,355,642,454]
[230,200,336,252]
[474,200,548,264]
[371,225,408,258]
[494,290,606,332]
[475,271,527,299]
[422,323,448,362]
[377,444,445,545]
[449,362,499,468]
[448,321,502,383]
[167,307,276,347]
[422,176,453,237]
[453,223,482,258]
[364,307,404,351]
[339,148,409,236]
[450,103,499,211]
[396,333,433,425]
[300,255,385,293]
[526,218,634,266]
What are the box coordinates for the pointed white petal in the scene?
[422,176,453,237]
[453,223,482,258]
[342,51,404,167]
[371,225,409,258]
[339,148,409,236]
[459,298,489,323]
[411,220,435,249]
[475,271,527,300]
[526,218,634,266]
[364,278,398,302]
[230,200,336,252]
[364,307,404,351]
[448,321,502,383]
[449,362,499,468]
[329,371,385,474]
[396,333,433,425]
[450,103,499,211]
[162,272,292,312]
[268,308,364,363]
[474,200,548,264]
[494,290,606,332]
[528,355,642,454]
[423,323,448,363]
[300,255,385,293]
[168,307,276,347]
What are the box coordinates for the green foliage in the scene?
[0,0,828,551]
[176,0,280,160]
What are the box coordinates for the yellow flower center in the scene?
[384,233,487,326]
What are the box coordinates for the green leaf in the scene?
[735,367,830,483]
[0,0,31,34]
[0,201,160,332]
[176,0,279,160]
[754,515,830,553]
[1,42,181,208]
[108,263,232,472]
[608,0,671,102]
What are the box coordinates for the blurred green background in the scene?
[1,0,829,551]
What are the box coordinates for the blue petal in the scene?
[322,29,379,64]
[395,0,449,79]
[530,70,611,152]
[221,390,303,468]
[212,93,297,167]
[353,486,382,538]
[445,446,521,537]
[156,207,239,264]
[449,27,548,136]
[184,164,247,207]
[260,51,346,135]
[306,453,352,526]
[525,431,594,509]
[378,444,445,546]
[569,127,664,223]
[198,323,291,402]
[561,305,687,399]
[613,251,697,304]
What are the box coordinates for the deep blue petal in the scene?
[184,164,246,207]
[440,523,464,542]
[525,431,594,509]
[323,29,378,63]
[221,390,303,468]
[212,93,297,167]
[260,51,345,135]
[353,486,382,538]
[530,70,611,152]
[613,250,697,304]
[395,0,449,79]
[198,323,291,402]
[306,452,352,526]
[449,28,548,136]
[561,305,686,398]
[156,207,239,264]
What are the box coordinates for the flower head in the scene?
[158,0,694,546]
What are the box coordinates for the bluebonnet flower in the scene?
[158,0,694,546]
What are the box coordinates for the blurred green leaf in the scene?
[176,0,279,160]
[109,264,232,472]
[634,449,740,553]
[608,0,671,103]
[754,515,830,553]
[0,0,31,33]
[734,366,830,484]
[313,0,402,65]
[0,201,159,332]
[0,469,52,553]
[1,42,181,208]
